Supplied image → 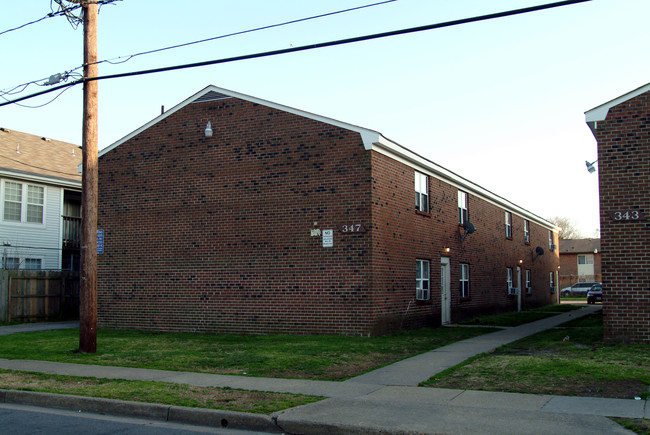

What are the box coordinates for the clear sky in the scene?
[2,0,649,236]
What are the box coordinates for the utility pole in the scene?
[79,0,98,353]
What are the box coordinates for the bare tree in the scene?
[548,216,583,240]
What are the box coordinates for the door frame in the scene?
[440,257,451,325]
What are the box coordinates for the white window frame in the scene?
[460,263,470,298]
[577,254,594,265]
[505,211,512,238]
[549,230,555,250]
[458,190,468,224]
[550,272,556,293]
[1,256,42,270]
[525,269,532,294]
[23,258,43,270]
[2,180,46,225]
[524,220,530,244]
[414,172,429,213]
[507,267,515,294]
[3,256,20,270]
[416,259,430,301]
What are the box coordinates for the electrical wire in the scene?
[0,0,593,109]
[93,0,398,68]
[0,0,121,37]
[0,85,75,109]
[2,0,396,97]
[0,153,80,177]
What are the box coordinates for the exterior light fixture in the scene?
[518,259,523,264]
[585,159,598,174]
[204,121,213,138]
[444,247,450,253]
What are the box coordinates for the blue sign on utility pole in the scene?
[97,229,104,254]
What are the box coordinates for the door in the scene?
[440,258,451,325]
[516,266,522,312]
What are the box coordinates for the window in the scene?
[550,272,556,293]
[414,172,429,213]
[3,257,19,270]
[525,270,532,294]
[524,220,530,244]
[1,257,41,270]
[458,190,468,224]
[577,255,594,265]
[505,211,512,238]
[2,181,44,224]
[24,258,42,270]
[549,230,555,250]
[460,263,470,298]
[506,267,514,294]
[416,259,430,300]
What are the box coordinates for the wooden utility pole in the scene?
[79,0,98,353]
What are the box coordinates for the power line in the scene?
[2,0,396,99]
[92,0,398,68]
[0,0,593,109]
[0,0,121,36]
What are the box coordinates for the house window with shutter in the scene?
[458,190,468,224]
[415,172,429,213]
[416,259,430,300]
[505,211,512,238]
[524,220,530,244]
[460,263,470,298]
[507,267,515,294]
[526,269,532,294]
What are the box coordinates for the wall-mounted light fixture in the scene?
[444,247,450,253]
[585,159,598,174]
[518,259,523,265]
[204,121,213,138]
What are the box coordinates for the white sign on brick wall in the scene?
[322,229,333,248]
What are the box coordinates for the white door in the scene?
[516,266,522,312]
[441,258,451,325]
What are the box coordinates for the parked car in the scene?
[587,284,603,304]
[560,282,601,297]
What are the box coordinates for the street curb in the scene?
[0,389,282,433]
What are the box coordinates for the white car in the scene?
[560,282,601,297]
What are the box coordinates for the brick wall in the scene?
[367,152,558,333]
[98,93,558,336]
[592,91,650,343]
[98,97,374,335]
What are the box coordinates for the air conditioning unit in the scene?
[550,244,557,250]
[508,286,518,295]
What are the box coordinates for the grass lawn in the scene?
[459,303,581,327]
[0,325,497,381]
[0,323,497,413]
[0,369,320,413]
[422,311,650,400]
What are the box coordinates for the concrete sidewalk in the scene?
[0,306,647,434]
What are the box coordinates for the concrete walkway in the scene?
[0,306,647,434]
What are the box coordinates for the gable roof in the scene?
[585,81,650,136]
[559,238,600,255]
[101,85,558,231]
[0,127,81,188]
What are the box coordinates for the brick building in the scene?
[558,238,601,289]
[97,86,559,336]
[585,82,650,343]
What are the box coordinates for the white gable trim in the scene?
[99,85,381,158]
[100,85,557,231]
[585,81,650,136]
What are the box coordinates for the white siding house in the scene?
[0,128,81,270]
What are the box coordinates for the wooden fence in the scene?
[0,270,79,322]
